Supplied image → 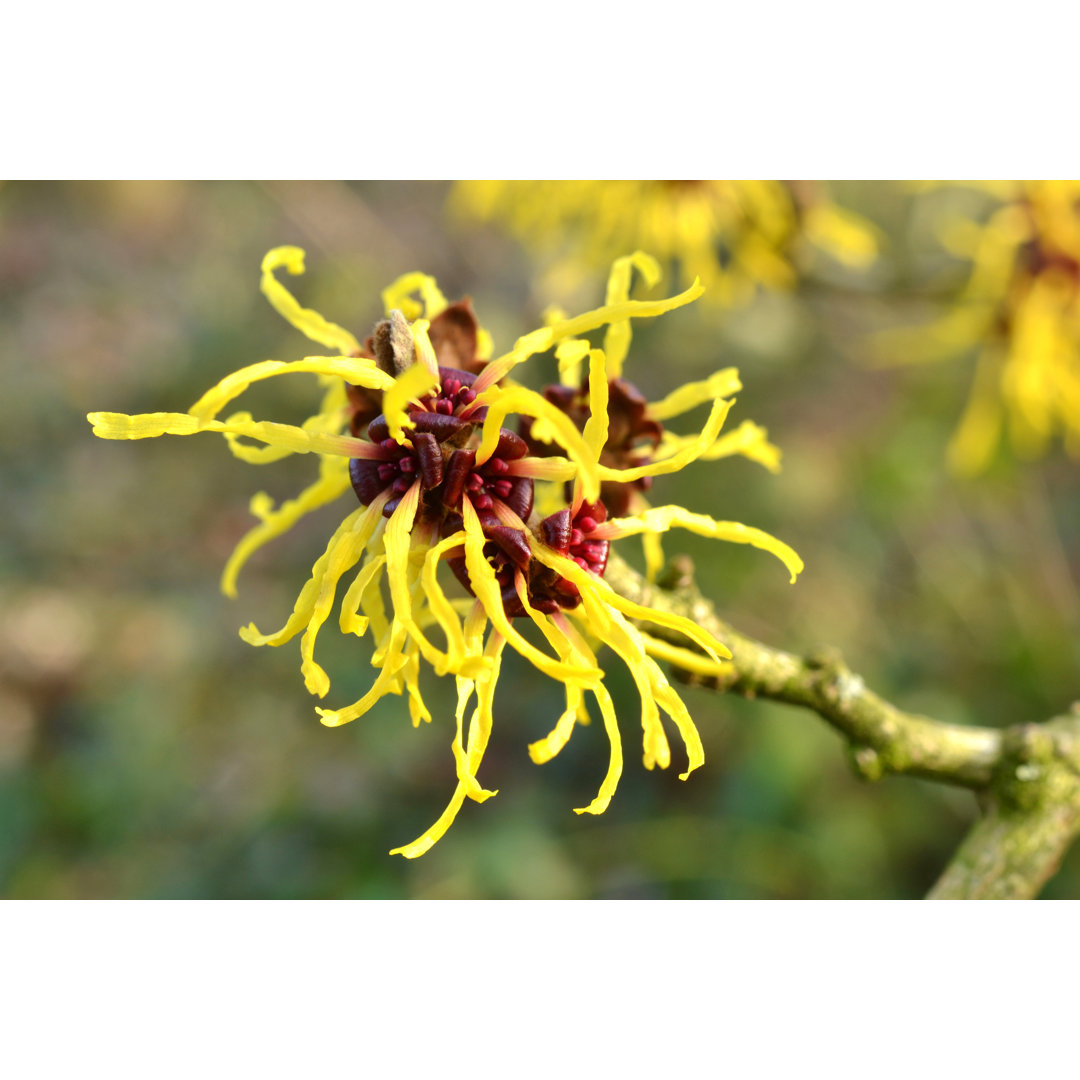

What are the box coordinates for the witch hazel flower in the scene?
[88,246,802,857]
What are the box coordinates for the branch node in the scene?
[850,745,885,782]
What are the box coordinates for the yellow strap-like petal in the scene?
[580,591,669,772]
[595,397,733,484]
[299,497,387,697]
[383,361,441,444]
[88,409,386,460]
[475,384,601,503]
[596,604,704,778]
[410,319,441,376]
[188,356,391,422]
[420,534,472,674]
[403,641,432,727]
[581,349,610,462]
[638,631,736,679]
[529,541,733,662]
[461,500,601,686]
[260,246,362,355]
[646,367,741,422]
[391,634,505,858]
[316,626,410,727]
[602,251,662,379]
[525,613,594,764]
[213,375,349,465]
[642,529,665,584]
[686,419,782,473]
[504,456,578,483]
[461,633,505,800]
[646,656,705,781]
[339,555,386,637]
[221,414,299,465]
[239,503,369,649]
[595,505,804,584]
[221,455,352,598]
[555,337,591,387]
[473,277,705,393]
[572,682,623,816]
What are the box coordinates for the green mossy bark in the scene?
[927,717,1080,899]
[605,553,1080,900]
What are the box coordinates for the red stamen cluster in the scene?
[343,301,619,619]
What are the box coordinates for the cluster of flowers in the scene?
[452,180,879,308]
[88,247,801,857]
[883,181,1080,475]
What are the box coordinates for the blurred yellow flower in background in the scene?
[881,181,1080,475]
[87,246,800,858]
[451,180,879,307]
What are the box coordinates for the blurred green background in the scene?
[2,180,1077,899]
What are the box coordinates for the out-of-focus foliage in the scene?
[1,181,1078,898]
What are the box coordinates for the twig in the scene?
[605,552,1080,899]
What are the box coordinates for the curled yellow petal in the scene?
[260,246,362,354]
[419,535,470,671]
[221,455,352,598]
[646,657,705,781]
[383,361,441,444]
[555,337,591,387]
[580,592,669,772]
[89,411,203,439]
[381,271,448,321]
[403,642,432,727]
[316,628,410,727]
[642,529,665,583]
[410,319,441,376]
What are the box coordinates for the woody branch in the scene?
[605,552,1080,900]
